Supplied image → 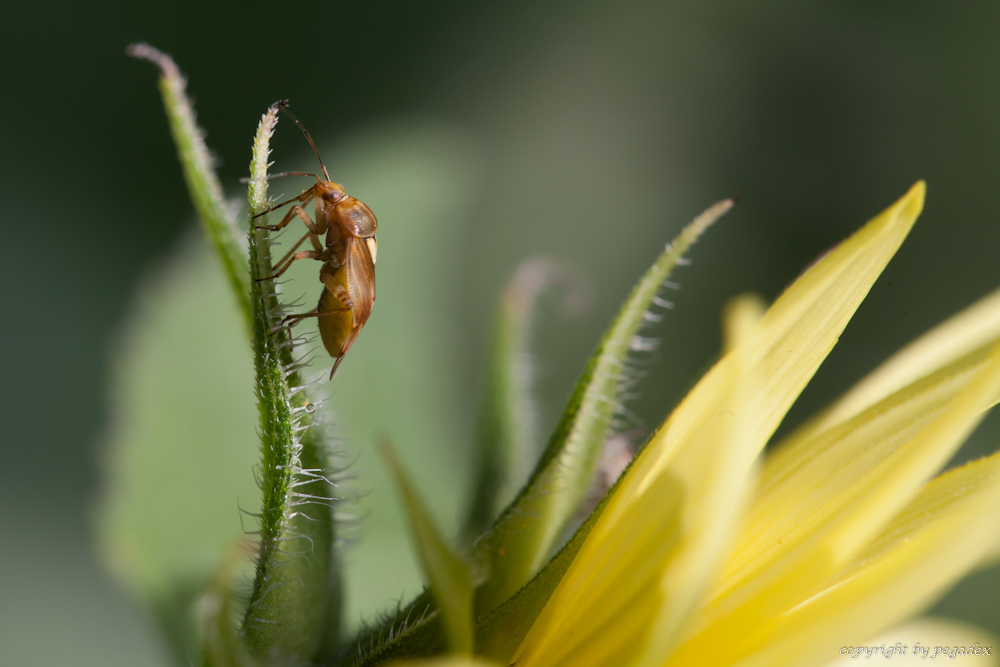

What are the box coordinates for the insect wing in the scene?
[336,198,378,238]
[346,236,376,326]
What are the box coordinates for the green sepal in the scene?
[473,200,735,613]
[382,443,475,657]
[473,471,612,662]
[464,258,589,542]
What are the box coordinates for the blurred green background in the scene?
[3,1,1000,664]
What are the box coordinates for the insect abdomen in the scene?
[317,278,353,358]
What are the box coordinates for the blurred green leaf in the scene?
[96,232,259,661]
[383,442,474,656]
[201,549,260,667]
[99,57,260,664]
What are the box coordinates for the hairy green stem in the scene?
[240,104,342,661]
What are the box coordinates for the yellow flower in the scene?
[503,181,1000,667]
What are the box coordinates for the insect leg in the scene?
[320,271,355,309]
[272,230,318,271]
[251,191,315,219]
[274,307,350,329]
[256,198,319,233]
[260,250,324,281]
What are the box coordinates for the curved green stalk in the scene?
[127,44,251,326]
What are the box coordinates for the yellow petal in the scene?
[670,345,1000,667]
[512,183,926,667]
[817,286,1000,431]
[734,452,1000,667]
[512,296,757,667]
[980,533,1000,570]
[763,286,1000,486]
[706,280,1000,633]
[637,181,925,496]
[821,617,999,667]
[720,342,1000,596]
[385,658,500,667]
[635,295,765,666]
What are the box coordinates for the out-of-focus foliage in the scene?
[97,234,259,657]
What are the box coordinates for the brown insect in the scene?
[253,101,377,378]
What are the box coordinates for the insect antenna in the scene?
[240,171,323,184]
[277,100,331,181]
[251,193,312,219]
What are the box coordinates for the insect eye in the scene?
[321,191,341,202]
